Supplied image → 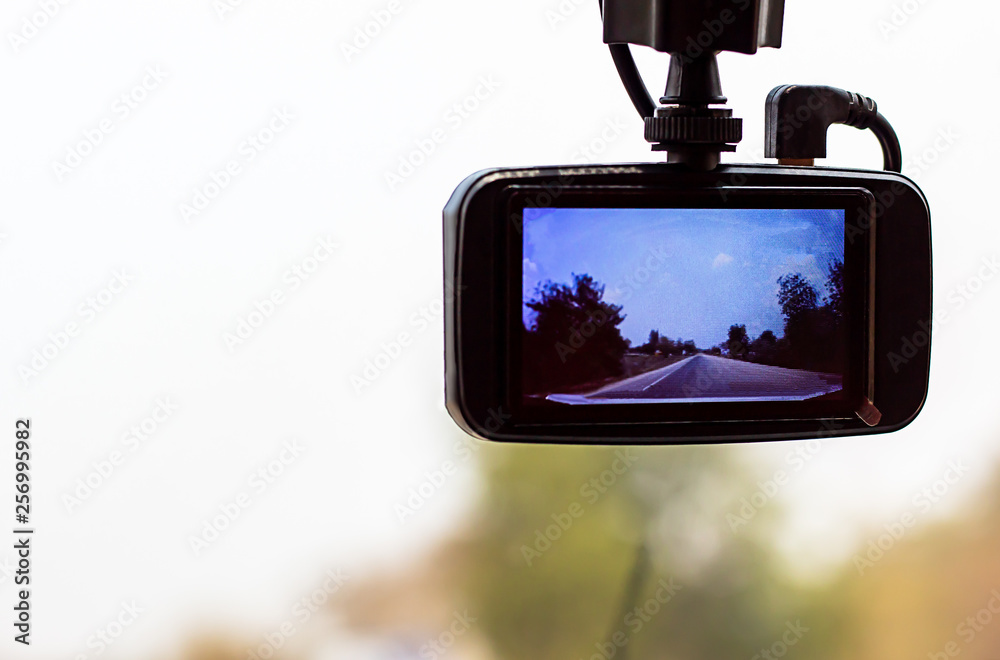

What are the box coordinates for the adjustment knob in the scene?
[644,108,743,150]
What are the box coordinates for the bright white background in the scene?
[0,0,997,657]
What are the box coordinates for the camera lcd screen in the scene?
[521,206,848,406]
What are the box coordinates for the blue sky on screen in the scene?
[523,207,845,349]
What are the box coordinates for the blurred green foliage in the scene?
[461,444,853,660]
[182,441,1000,660]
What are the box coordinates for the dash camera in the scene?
[443,0,931,445]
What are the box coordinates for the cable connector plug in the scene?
[764,85,902,172]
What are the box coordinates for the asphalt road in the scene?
[547,354,843,405]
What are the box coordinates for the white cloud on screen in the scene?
[713,253,734,268]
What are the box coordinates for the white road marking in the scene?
[641,355,698,391]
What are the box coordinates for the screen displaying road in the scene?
[521,206,847,404]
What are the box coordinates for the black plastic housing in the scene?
[602,0,785,54]
[444,164,932,445]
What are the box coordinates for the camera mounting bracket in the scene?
[601,0,786,170]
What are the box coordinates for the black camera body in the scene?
[443,0,931,445]
[445,164,930,444]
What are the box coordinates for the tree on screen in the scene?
[726,324,750,360]
[749,330,779,364]
[523,274,629,394]
[825,259,844,319]
[777,273,819,321]
[775,263,844,373]
[637,329,661,355]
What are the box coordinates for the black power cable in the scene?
[600,0,655,119]
[867,112,903,173]
[608,43,656,119]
